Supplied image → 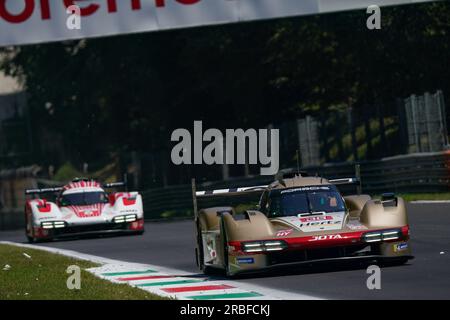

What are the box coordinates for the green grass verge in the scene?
[147,192,450,220]
[0,244,168,300]
[399,193,450,202]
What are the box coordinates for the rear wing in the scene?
[25,187,63,195]
[195,185,268,198]
[103,174,128,190]
[330,164,363,195]
[25,175,129,196]
[191,164,363,218]
[328,178,360,185]
[191,179,267,219]
[103,181,127,189]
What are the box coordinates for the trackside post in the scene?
[191,178,198,220]
[355,164,362,195]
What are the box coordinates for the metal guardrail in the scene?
[141,151,450,219]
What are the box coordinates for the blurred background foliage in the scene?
[0,2,449,185]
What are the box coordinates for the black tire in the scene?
[196,220,207,272]
[25,214,36,243]
[203,266,215,276]
[28,236,50,243]
[220,217,233,277]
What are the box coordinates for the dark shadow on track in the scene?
[24,232,145,244]
[199,259,413,281]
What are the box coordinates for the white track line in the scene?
[0,241,321,300]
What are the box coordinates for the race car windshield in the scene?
[60,192,108,206]
[268,188,345,217]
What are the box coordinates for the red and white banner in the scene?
[0,0,439,46]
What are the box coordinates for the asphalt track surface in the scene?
[1,203,449,299]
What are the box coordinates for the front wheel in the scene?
[220,220,234,277]
[25,213,36,243]
[195,220,209,274]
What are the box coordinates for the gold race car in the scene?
[192,172,413,276]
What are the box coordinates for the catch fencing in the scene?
[141,151,450,220]
[0,151,448,229]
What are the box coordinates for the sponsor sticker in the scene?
[299,220,342,229]
[237,258,255,265]
[394,243,408,252]
[300,216,333,223]
[281,186,331,194]
[346,221,368,230]
[276,229,293,237]
[277,213,345,233]
[310,234,343,241]
[38,216,58,220]
[80,209,98,217]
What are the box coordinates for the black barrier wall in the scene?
[0,151,449,229]
[141,151,450,220]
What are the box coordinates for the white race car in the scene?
[24,178,144,242]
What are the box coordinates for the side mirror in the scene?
[381,192,396,201]
[381,192,397,206]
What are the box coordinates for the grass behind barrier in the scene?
[399,193,450,202]
[148,193,450,220]
[0,244,167,300]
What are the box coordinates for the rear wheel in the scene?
[220,219,233,277]
[196,220,218,276]
[196,220,206,272]
[25,213,36,243]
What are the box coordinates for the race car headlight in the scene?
[113,214,137,223]
[242,242,264,253]
[381,229,402,241]
[41,221,66,229]
[362,229,402,243]
[242,240,287,253]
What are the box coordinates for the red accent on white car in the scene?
[36,199,51,213]
[69,204,104,218]
[123,197,137,206]
[63,180,101,191]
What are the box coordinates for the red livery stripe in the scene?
[118,275,175,281]
[69,203,105,218]
[229,225,410,254]
[163,284,234,293]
